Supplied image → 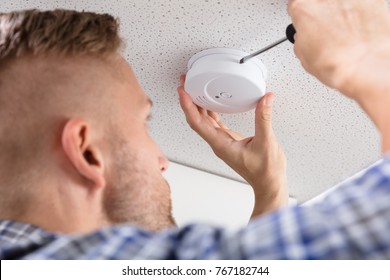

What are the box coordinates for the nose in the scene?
[159,154,169,173]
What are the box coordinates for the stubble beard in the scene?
[102,145,176,232]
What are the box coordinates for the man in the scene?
[0,0,390,259]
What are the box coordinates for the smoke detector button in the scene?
[220,92,232,99]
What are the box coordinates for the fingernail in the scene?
[265,96,274,107]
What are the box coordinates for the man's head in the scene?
[0,9,174,232]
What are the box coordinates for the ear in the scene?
[61,118,106,190]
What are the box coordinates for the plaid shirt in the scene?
[1,155,390,260]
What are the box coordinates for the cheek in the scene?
[139,134,162,165]
[121,124,163,172]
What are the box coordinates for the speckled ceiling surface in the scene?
[0,0,382,202]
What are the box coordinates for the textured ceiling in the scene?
[1,0,382,202]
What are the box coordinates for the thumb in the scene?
[255,92,275,140]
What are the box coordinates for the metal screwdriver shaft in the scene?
[240,24,296,64]
[240,37,288,64]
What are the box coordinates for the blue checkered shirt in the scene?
[1,155,390,259]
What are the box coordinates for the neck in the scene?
[0,180,109,234]
[16,201,107,234]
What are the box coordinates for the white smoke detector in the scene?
[184,48,267,114]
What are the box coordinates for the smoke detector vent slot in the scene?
[196,96,210,105]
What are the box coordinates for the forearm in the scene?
[336,44,390,98]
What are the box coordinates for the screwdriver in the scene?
[240,24,296,64]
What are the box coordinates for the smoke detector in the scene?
[184,48,267,114]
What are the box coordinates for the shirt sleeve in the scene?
[23,156,390,260]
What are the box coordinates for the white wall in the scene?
[164,162,297,231]
[165,158,385,230]
[164,162,254,230]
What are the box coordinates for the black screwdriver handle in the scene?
[286,24,296,44]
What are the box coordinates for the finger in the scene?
[198,107,208,117]
[206,111,221,128]
[207,111,225,128]
[287,0,295,17]
[178,84,201,126]
[177,84,214,127]
[207,111,246,140]
[178,86,235,147]
[287,0,300,21]
[180,74,186,86]
[255,92,275,141]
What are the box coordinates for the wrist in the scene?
[333,42,390,98]
[250,176,288,218]
[330,42,390,154]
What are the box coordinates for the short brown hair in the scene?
[0,9,122,59]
